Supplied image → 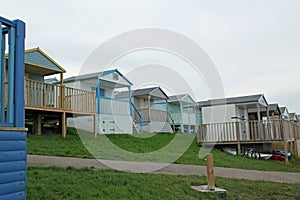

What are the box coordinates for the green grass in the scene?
[27,127,300,172]
[27,166,300,200]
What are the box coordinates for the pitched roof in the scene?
[198,94,265,107]
[248,103,281,115]
[115,87,168,99]
[44,77,59,84]
[64,69,132,84]
[168,94,187,102]
[6,47,66,76]
[168,94,195,104]
[63,71,100,83]
[24,47,66,73]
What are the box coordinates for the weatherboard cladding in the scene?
[0,131,27,200]
[25,50,62,72]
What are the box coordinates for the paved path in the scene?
[27,155,300,184]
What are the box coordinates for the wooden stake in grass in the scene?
[191,153,227,199]
[206,153,215,191]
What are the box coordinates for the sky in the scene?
[1,0,300,113]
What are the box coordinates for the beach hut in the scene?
[115,87,173,133]
[156,94,197,133]
[63,69,136,134]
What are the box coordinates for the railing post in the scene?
[235,122,241,155]
[60,72,64,108]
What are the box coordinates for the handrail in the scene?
[25,79,96,113]
[167,111,175,131]
[131,102,142,132]
[197,119,298,144]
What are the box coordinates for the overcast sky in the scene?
[1,0,300,113]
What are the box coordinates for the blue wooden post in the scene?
[7,27,15,123]
[128,86,132,117]
[0,16,26,200]
[14,20,25,127]
[97,79,101,114]
[0,22,4,122]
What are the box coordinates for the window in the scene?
[91,87,105,97]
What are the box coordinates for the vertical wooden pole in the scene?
[284,141,289,165]
[93,92,97,137]
[180,101,184,133]
[148,96,151,121]
[244,108,249,140]
[266,106,271,139]
[62,112,66,138]
[206,153,215,191]
[256,104,262,139]
[37,114,42,135]
[166,99,169,122]
[236,122,241,155]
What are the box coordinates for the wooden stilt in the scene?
[284,141,289,165]
[62,112,66,138]
[37,114,42,135]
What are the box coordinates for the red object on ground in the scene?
[272,154,285,161]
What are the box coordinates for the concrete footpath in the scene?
[27,155,300,184]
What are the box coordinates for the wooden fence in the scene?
[134,108,168,122]
[25,79,96,113]
[197,119,299,144]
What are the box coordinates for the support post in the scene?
[284,140,289,165]
[93,114,97,138]
[62,112,66,138]
[180,101,184,133]
[7,27,16,123]
[236,122,241,155]
[148,96,151,121]
[206,153,215,191]
[244,108,250,140]
[256,103,263,139]
[166,99,168,122]
[97,79,101,114]
[60,73,65,109]
[128,86,132,117]
[0,22,4,122]
[266,106,271,139]
[37,114,42,135]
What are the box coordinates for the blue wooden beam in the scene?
[128,86,132,117]
[7,27,15,124]
[97,79,101,114]
[0,16,16,27]
[13,20,25,127]
[0,23,4,122]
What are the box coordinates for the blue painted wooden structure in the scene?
[0,16,26,200]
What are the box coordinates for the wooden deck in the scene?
[197,119,300,157]
[24,79,97,137]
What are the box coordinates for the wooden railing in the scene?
[25,79,96,113]
[197,119,298,144]
[134,108,168,122]
[65,87,96,113]
[99,97,130,115]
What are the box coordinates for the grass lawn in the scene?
[27,166,300,200]
[27,128,300,172]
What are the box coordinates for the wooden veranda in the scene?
[197,119,300,157]
[24,79,97,137]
